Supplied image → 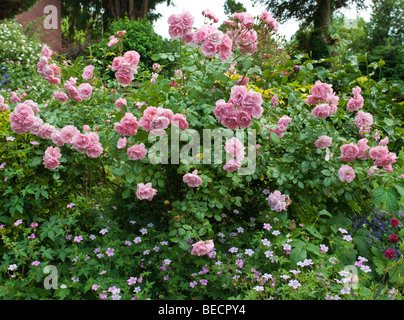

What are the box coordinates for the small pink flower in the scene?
[82,65,94,81]
[338,165,355,183]
[136,183,157,201]
[127,143,147,161]
[108,36,119,47]
[77,83,93,100]
[223,159,242,172]
[183,170,202,188]
[314,136,332,149]
[117,137,127,149]
[53,91,68,102]
[191,240,214,256]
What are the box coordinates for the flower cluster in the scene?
[168,10,194,40]
[64,77,93,102]
[139,106,188,136]
[192,24,233,61]
[223,137,245,172]
[214,85,263,129]
[36,45,61,85]
[183,170,203,188]
[43,146,61,169]
[347,86,364,112]
[0,94,10,112]
[111,50,140,86]
[226,12,258,55]
[269,115,292,139]
[305,80,339,118]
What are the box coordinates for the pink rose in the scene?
[37,123,57,140]
[171,113,189,129]
[314,135,333,149]
[85,142,103,158]
[108,36,118,47]
[112,57,123,70]
[127,143,147,160]
[191,240,214,256]
[225,137,245,161]
[311,80,333,101]
[194,26,209,43]
[136,182,157,201]
[223,159,242,172]
[236,109,252,128]
[338,165,355,183]
[116,112,139,136]
[150,116,170,135]
[44,146,62,159]
[43,156,60,169]
[123,50,140,67]
[72,133,91,152]
[51,130,64,146]
[82,65,94,81]
[369,146,389,160]
[213,100,236,122]
[60,125,80,145]
[41,45,53,57]
[117,137,127,149]
[28,117,43,135]
[267,190,286,212]
[312,104,331,118]
[115,62,136,86]
[340,143,359,162]
[9,103,36,134]
[183,169,203,187]
[367,166,379,176]
[78,83,93,100]
[53,91,68,102]
[230,85,247,108]
[200,40,217,58]
[355,111,373,130]
[357,138,370,160]
[168,23,184,39]
[242,90,263,119]
[221,113,239,130]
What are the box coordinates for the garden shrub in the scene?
[0,8,403,300]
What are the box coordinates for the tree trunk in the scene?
[315,0,332,31]
[128,0,135,20]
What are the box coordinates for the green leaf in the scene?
[386,187,399,213]
[112,168,125,177]
[290,247,307,266]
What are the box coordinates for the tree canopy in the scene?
[0,0,38,20]
[253,0,368,30]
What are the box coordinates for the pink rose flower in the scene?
[108,36,118,47]
[41,45,53,57]
[82,65,94,81]
[78,83,93,100]
[37,123,57,140]
[357,138,370,160]
[150,116,170,136]
[311,80,333,102]
[230,85,247,108]
[354,111,373,130]
[43,156,60,169]
[213,100,236,122]
[314,135,333,149]
[236,109,252,128]
[51,130,64,146]
[340,143,359,162]
[123,50,140,67]
[191,240,214,256]
[312,104,331,118]
[60,125,80,145]
[168,23,184,39]
[242,90,263,119]
[136,182,157,201]
[85,142,103,158]
[53,91,68,102]
[72,133,91,152]
[221,113,239,130]
[171,113,189,129]
[267,190,287,212]
[224,137,245,161]
[115,63,135,86]
[44,146,62,159]
[112,57,124,70]
[338,165,355,183]
[369,146,389,160]
[183,170,203,187]
[223,159,242,172]
[200,40,217,58]
[127,143,147,160]
[117,137,127,149]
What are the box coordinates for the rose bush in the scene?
[1,8,404,300]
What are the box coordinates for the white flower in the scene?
[8,264,17,271]
[288,279,301,289]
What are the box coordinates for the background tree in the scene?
[223,0,246,15]
[61,0,173,43]
[0,0,38,20]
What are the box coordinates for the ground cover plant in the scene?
[0,8,404,300]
